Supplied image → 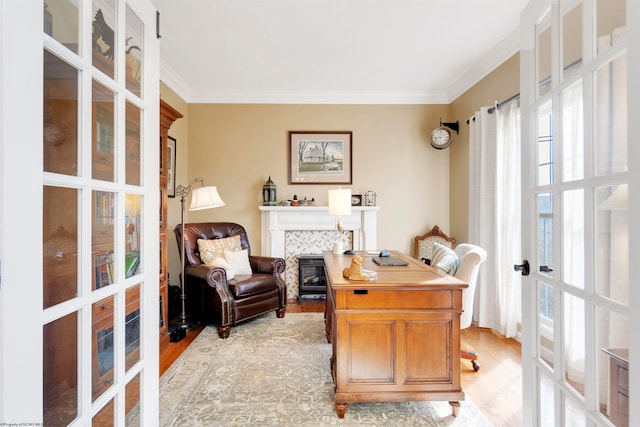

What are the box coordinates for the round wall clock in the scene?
[44,123,66,146]
[430,127,452,150]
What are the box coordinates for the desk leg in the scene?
[335,402,347,418]
[449,401,460,417]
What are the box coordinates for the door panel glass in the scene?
[93,398,114,426]
[595,0,626,54]
[43,0,79,53]
[562,190,584,289]
[561,81,584,182]
[597,307,629,423]
[564,392,586,426]
[43,186,78,308]
[44,50,78,176]
[538,193,554,277]
[537,101,554,185]
[594,53,628,176]
[125,373,141,426]
[595,184,628,304]
[125,285,141,371]
[564,293,585,397]
[92,296,115,401]
[125,5,143,97]
[537,11,552,97]
[126,194,142,275]
[539,370,556,425]
[93,191,116,289]
[91,0,116,79]
[538,281,554,369]
[43,311,78,425]
[125,102,141,186]
[92,80,115,181]
[561,0,582,79]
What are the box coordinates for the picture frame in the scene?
[167,136,177,198]
[351,194,362,206]
[288,131,352,185]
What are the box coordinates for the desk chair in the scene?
[453,243,487,371]
[414,225,456,265]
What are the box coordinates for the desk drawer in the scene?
[340,289,461,310]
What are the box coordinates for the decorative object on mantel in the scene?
[351,194,362,206]
[328,188,351,254]
[364,190,377,206]
[288,131,353,185]
[262,176,277,206]
[173,178,225,333]
[342,255,377,281]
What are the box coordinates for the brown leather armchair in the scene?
[175,222,287,338]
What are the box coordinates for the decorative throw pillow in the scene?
[223,249,253,275]
[431,242,459,275]
[208,256,235,280]
[197,236,242,265]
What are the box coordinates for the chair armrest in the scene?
[186,264,231,289]
[185,263,234,326]
[249,256,285,275]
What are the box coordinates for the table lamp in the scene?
[175,178,225,330]
[328,188,351,254]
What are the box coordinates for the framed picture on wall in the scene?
[167,136,176,197]
[288,131,352,184]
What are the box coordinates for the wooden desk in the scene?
[324,250,468,418]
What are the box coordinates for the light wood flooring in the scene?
[160,299,523,427]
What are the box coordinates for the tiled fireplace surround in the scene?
[259,206,379,300]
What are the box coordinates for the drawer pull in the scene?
[354,290,368,295]
[101,304,109,310]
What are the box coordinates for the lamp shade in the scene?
[328,188,352,216]
[189,186,225,211]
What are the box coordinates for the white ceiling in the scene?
[152,0,529,104]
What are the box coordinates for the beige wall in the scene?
[449,53,520,242]
[179,103,453,258]
[161,54,520,281]
[160,82,189,287]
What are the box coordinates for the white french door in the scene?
[1,0,159,424]
[520,0,638,426]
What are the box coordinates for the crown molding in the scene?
[186,90,449,105]
[445,28,521,103]
[159,59,192,103]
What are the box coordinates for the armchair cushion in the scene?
[208,256,235,280]
[229,273,278,298]
[198,235,242,265]
[223,249,252,275]
[431,242,459,275]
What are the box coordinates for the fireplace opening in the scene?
[297,254,326,303]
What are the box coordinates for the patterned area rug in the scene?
[159,313,494,426]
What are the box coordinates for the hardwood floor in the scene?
[159,299,523,426]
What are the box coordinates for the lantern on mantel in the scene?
[262,176,277,206]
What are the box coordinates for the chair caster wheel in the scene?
[472,360,480,371]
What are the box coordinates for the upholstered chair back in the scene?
[453,243,487,329]
[179,222,251,266]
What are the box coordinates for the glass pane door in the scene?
[42,0,158,424]
[521,1,629,426]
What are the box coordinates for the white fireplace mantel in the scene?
[259,206,379,258]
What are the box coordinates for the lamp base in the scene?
[332,241,344,255]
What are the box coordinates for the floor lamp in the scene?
[175,178,225,329]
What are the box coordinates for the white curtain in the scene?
[468,101,521,338]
